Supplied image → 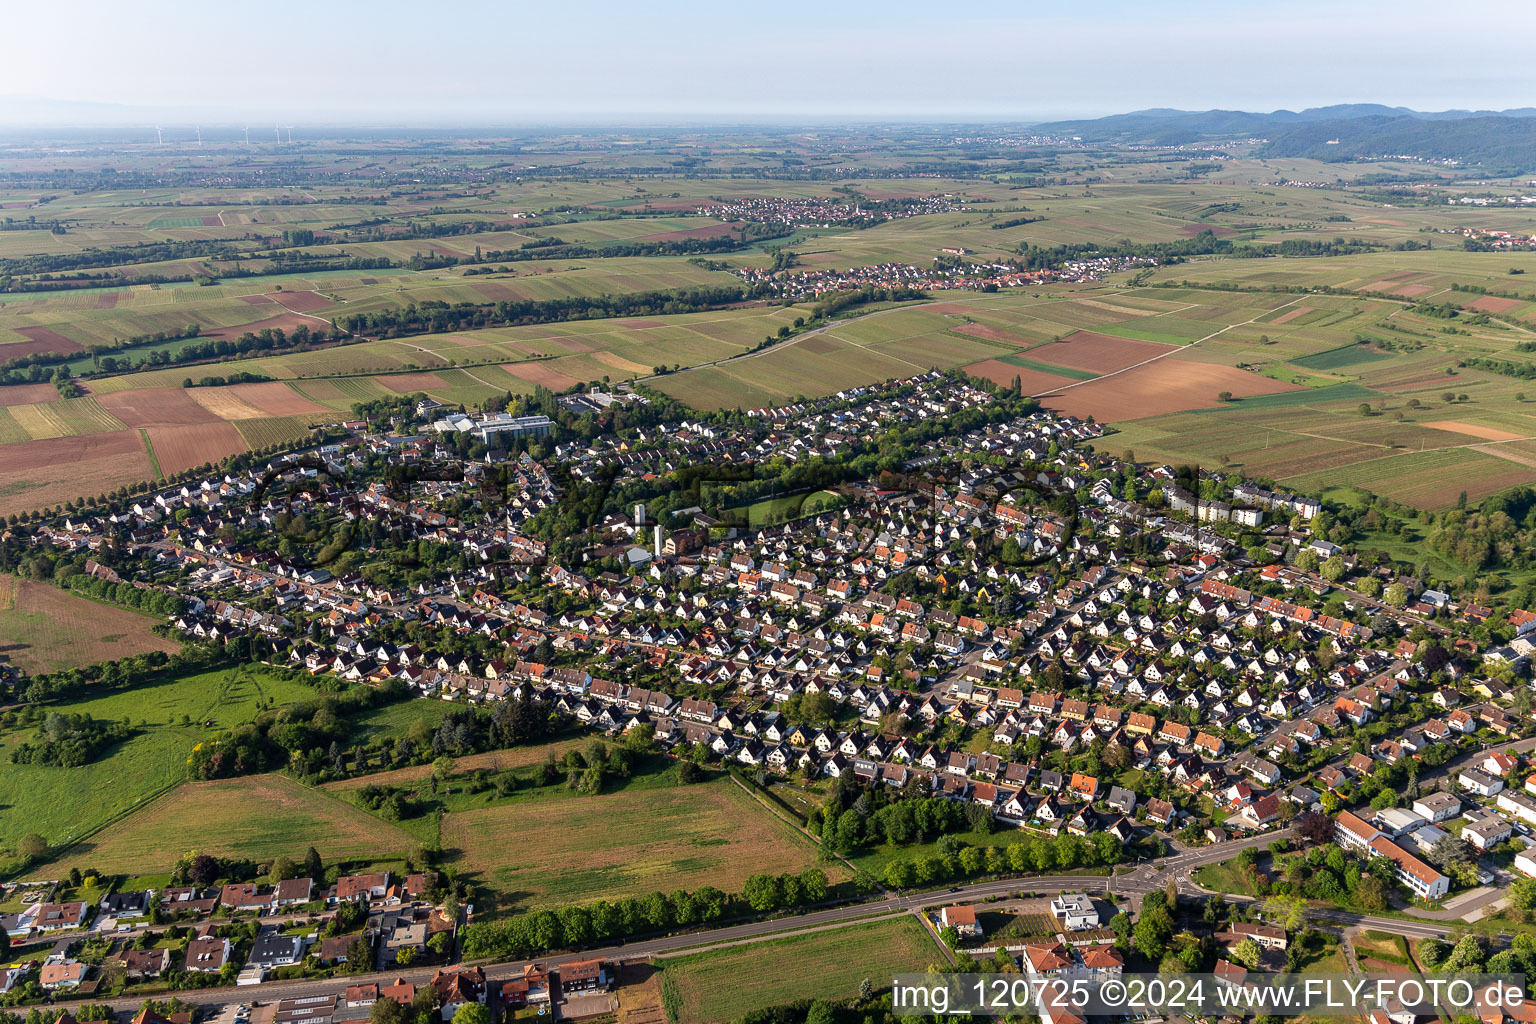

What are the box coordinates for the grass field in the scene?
[0,666,321,857]
[660,915,940,1023]
[343,697,460,743]
[65,774,418,876]
[1193,858,1261,895]
[440,774,835,913]
[321,735,589,792]
[730,489,844,526]
[0,575,179,674]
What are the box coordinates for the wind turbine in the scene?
[243,126,250,146]
[286,126,293,144]
[275,123,281,143]
[154,125,163,145]
[195,126,202,148]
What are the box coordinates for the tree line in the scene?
[459,867,831,960]
[334,285,751,338]
[1015,230,1381,270]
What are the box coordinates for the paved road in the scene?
[41,875,1106,1016]
[1418,734,1536,791]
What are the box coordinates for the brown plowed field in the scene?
[1421,420,1528,442]
[218,382,329,416]
[591,351,650,373]
[273,291,335,312]
[380,372,447,393]
[186,388,266,420]
[1468,296,1526,314]
[204,313,323,341]
[1269,306,1314,325]
[236,294,277,306]
[0,428,145,471]
[0,384,61,407]
[502,362,582,389]
[0,575,179,676]
[636,223,738,243]
[1025,330,1174,373]
[0,337,77,360]
[1364,281,1432,296]
[96,387,221,427]
[1038,360,1301,423]
[963,359,1077,392]
[147,422,247,474]
[94,293,120,309]
[13,327,84,354]
[0,430,154,516]
[953,323,1032,345]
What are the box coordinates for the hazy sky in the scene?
[3,0,1533,124]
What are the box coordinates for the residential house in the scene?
[1050,893,1099,931]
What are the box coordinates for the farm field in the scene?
[439,774,835,913]
[659,915,939,1023]
[655,287,1303,411]
[1022,330,1175,373]
[1037,356,1304,420]
[0,429,156,517]
[0,575,179,675]
[66,774,417,877]
[8,169,1536,515]
[963,359,1078,391]
[1284,446,1536,509]
[146,421,247,474]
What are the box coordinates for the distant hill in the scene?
[1257,115,1536,171]
[1031,106,1536,171]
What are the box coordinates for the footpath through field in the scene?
[1026,296,1305,399]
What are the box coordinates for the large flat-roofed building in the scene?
[474,414,551,443]
[432,413,552,444]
